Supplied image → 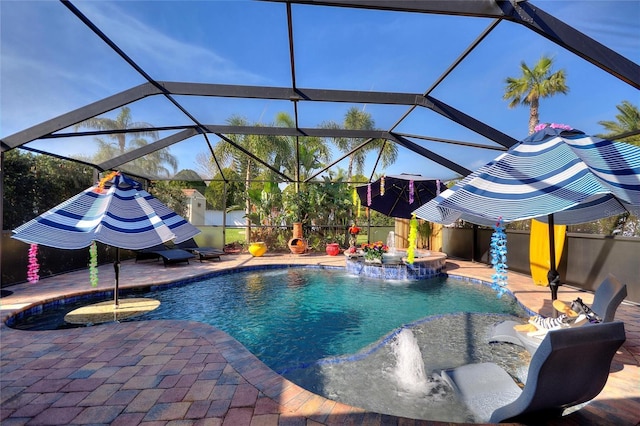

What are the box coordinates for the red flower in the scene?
[349,225,361,235]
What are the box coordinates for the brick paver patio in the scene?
[1,253,638,425]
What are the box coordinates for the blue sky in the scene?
[1,0,639,182]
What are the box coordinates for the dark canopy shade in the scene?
[356,174,448,219]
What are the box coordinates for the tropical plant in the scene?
[321,107,397,180]
[597,100,640,146]
[73,107,177,178]
[213,114,293,242]
[74,107,159,154]
[503,55,569,135]
[308,175,354,242]
[273,112,331,181]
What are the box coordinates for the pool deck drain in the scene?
[1,253,638,425]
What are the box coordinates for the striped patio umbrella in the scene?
[12,172,200,304]
[414,126,640,299]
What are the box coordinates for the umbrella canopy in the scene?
[356,174,448,219]
[12,172,200,307]
[12,172,200,250]
[414,127,640,226]
[413,126,640,300]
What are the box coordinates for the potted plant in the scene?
[361,241,388,264]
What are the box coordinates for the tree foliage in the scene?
[73,107,177,178]
[597,100,640,146]
[205,168,245,210]
[503,55,569,135]
[321,107,397,180]
[147,181,188,217]
[3,150,94,230]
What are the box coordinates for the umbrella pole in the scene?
[114,247,120,308]
[546,214,561,313]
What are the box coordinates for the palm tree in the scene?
[273,112,331,181]
[74,107,177,178]
[74,107,159,154]
[597,100,640,146]
[323,107,397,180]
[214,114,293,241]
[503,55,569,135]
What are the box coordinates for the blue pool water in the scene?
[133,268,526,373]
[9,267,531,422]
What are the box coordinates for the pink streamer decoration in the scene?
[27,244,39,283]
[409,180,414,204]
[436,179,441,196]
[367,183,372,206]
[534,123,572,132]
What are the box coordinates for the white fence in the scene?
[204,210,246,226]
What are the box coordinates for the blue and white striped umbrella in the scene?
[414,127,640,226]
[12,172,200,250]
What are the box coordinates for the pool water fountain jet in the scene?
[391,328,430,395]
[387,231,397,255]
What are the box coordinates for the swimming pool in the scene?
[10,268,526,364]
[8,267,530,422]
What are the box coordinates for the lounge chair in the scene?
[489,274,627,354]
[154,248,194,266]
[135,244,194,266]
[443,321,626,423]
[175,238,225,262]
[135,244,168,262]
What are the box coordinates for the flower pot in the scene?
[325,243,341,256]
[248,242,267,257]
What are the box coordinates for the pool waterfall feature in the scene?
[344,231,447,280]
[345,231,447,280]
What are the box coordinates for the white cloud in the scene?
[78,2,267,84]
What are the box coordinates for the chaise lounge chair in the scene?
[135,244,169,263]
[489,274,627,354]
[135,244,194,266]
[443,321,626,423]
[175,238,225,262]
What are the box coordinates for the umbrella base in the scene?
[64,298,160,325]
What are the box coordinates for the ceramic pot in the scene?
[292,222,303,239]
[248,242,267,257]
[289,222,307,254]
[325,243,341,256]
[289,238,307,254]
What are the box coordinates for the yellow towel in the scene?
[552,299,579,317]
